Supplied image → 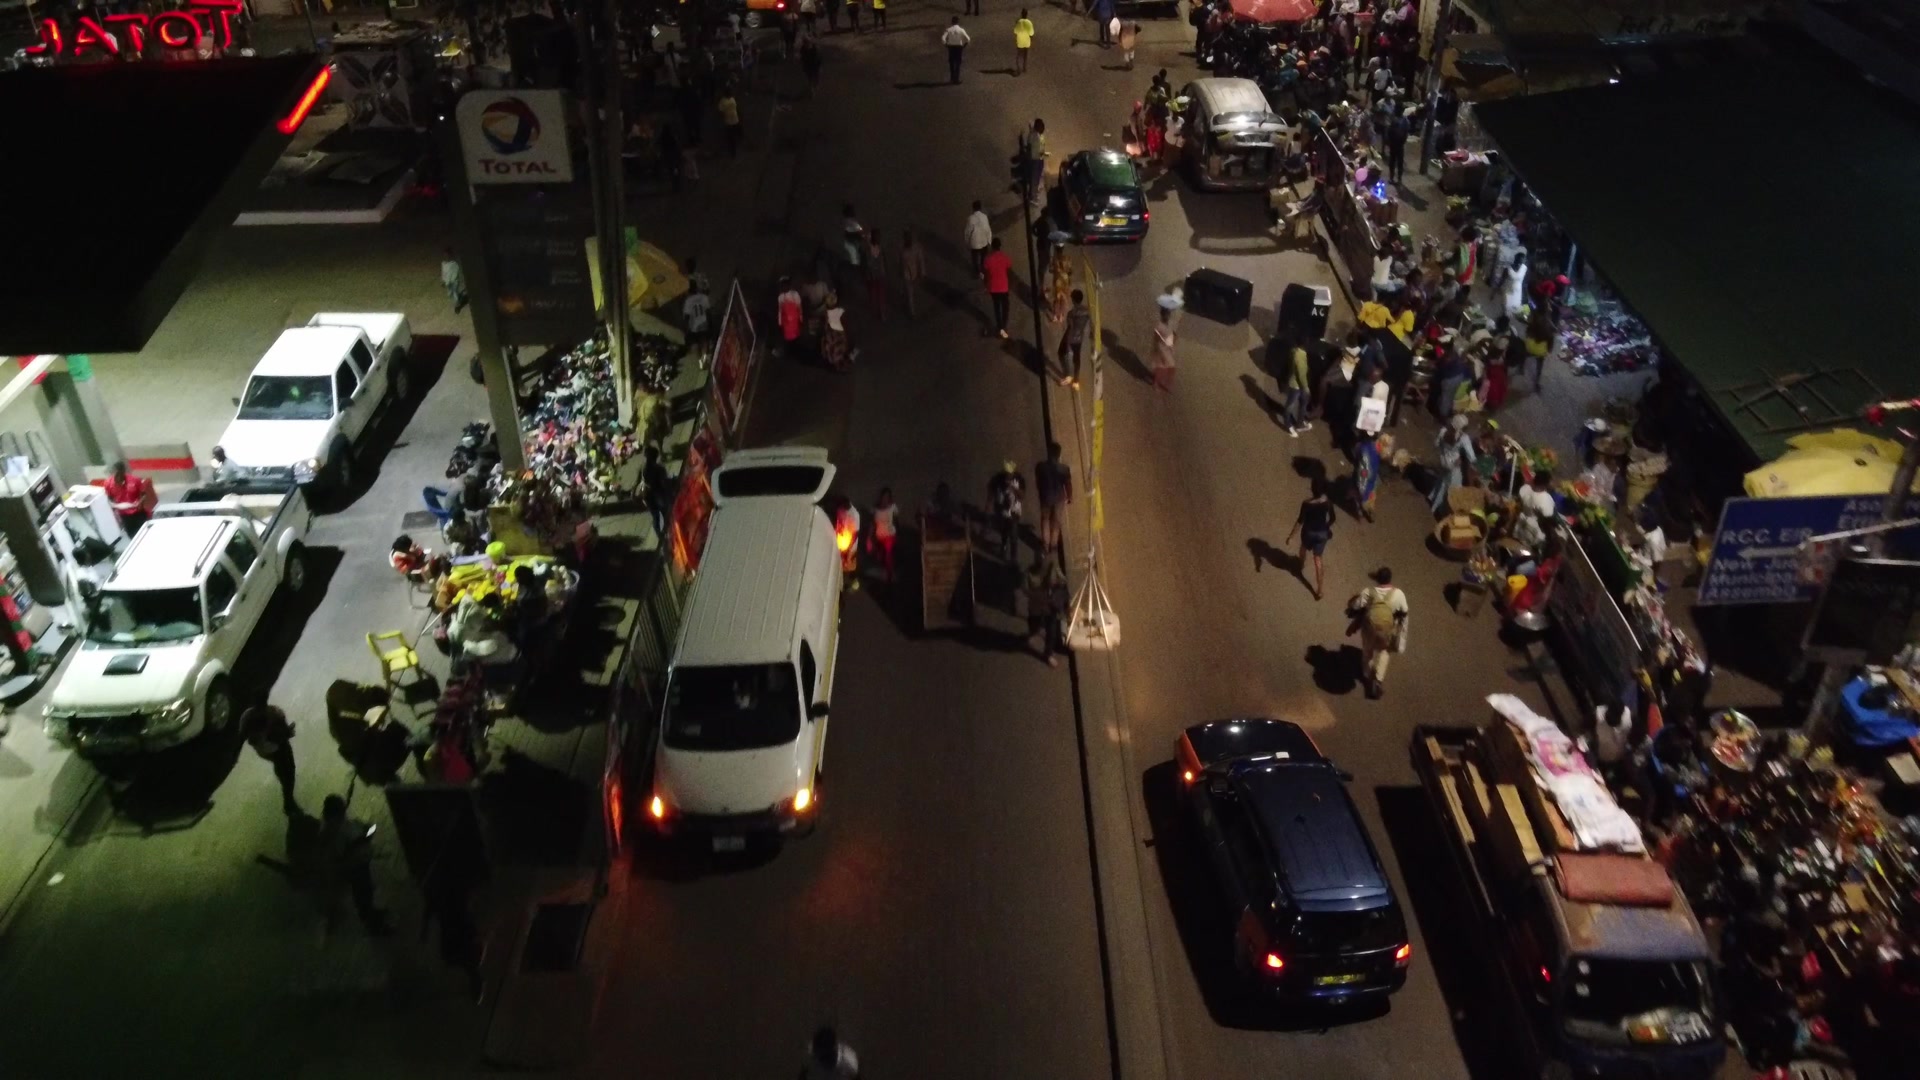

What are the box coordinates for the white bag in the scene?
[1355,394,1387,435]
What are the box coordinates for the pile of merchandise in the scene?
[1560,293,1656,376]
[503,336,642,543]
[1652,732,1920,1076]
[633,331,682,396]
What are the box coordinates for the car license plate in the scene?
[1315,973,1366,986]
[1099,215,1127,227]
[711,835,747,853]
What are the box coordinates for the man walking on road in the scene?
[1034,441,1073,568]
[1348,566,1408,699]
[982,237,1013,338]
[243,705,299,815]
[1021,117,1048,205]
[1013,10,1035,75]
[942,17,971,84]
[1058,289,1091,388]
[964,200,992,277]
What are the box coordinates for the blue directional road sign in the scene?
[1698,494,1899,606]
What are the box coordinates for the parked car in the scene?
[1056,149,1149,243]
[215,312,413,494]
[44,488,311,755]
[1176,718,1412,1002]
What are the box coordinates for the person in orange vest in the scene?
[102,460,157,533]
[834,498,861,590]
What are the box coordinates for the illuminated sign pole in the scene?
[1067,253,1120,651]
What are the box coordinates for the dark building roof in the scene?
[0,55,323,355]
[1475,31,1920,462]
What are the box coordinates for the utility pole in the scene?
[573,0,632,425]
[436,118,528,473]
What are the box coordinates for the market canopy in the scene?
[0,55,326,355]
[1475,32,1920,465]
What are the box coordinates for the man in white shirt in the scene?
[941,17,971,84]
[963,199,992,278]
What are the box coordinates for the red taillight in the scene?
[1394,943,1412,964]
[1142,210,1150,222]
[835,526,854,553]
[1539,965,1552,983]
[648,795,667,820]
[1264,952,1285,971]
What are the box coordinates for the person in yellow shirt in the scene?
[1013,9,1035,75]
[871,0,887,30]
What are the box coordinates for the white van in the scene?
[646,446,842,850]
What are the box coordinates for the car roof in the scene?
[1539,874,1711,963]
[1081,149,1138,189]
[109,516,231,590]
[672,499,820,667]
[1188,77,1279,124]
[1235,764,1391,908]
[252,325,362,378]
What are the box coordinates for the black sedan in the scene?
[1175,718,1412,1003]
[1055,149,1149,243]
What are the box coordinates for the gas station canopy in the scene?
[0,55,327,355]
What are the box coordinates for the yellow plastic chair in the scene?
[368,630,423,694]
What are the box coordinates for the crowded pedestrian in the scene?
[1028,561,1070,668]
[440,249,467,313]
[805,1026,860,1080]
[1285,475,1335,600]
[1058,289,1092,388]
[777,276,804,356]
[799,0,818,36]
[825,0,840,33]
[982,237,1013,338]
[1034,440,1072,566]
[320,794,390,934]
[841,203,866,287]
[103,460,156,533]
[964,0,980,15]
[1385,106,1409,184]
[643,445,674,540]
[898,229,926,317]
[1022,118,1048,203]
[870,487,899,583]
[864,228,888,318]
[1151,306,1178,392]
[1118,21,1139,69]
[1093,0,1116,46]
[1044,234,1072,322]
[1351,431,1383,522]
[1429,413,1473,514]
[1347,566,1407,699]
[800,34,823,94]
[1013,10,1035,75]
[821,293,854,371]
[1500,252,1529,323]
[718,88,743,155]
[1318,342,1361,448]
[1525,292,1557,390]
[845,0,860,33]
[871,0,886,30]
[1280,330,1313,436]
[989,460,1025,563]
[243,704,299,814]
[964,200,992,278]
[942,17,971,84]
[682,283,712,346]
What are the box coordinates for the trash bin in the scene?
[1277,282,1332,340]
[1184,268,1252,324]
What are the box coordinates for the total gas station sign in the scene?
[455,90,575,186]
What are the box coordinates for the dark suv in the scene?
[1055,149,1149,242]
[1176,718,1412,1002]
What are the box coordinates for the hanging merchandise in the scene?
[1560,291,1655,377]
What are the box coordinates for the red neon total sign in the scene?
[26,0,246,60]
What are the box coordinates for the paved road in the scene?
[0,10,1571,1080]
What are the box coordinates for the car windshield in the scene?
[86,587,203,645]
[1288,905,1406,954]
[1563,957,1714,1038]
[1087,157,1138,189]
[237,375,334,421]
[664,663,800,751]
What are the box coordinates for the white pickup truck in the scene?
[43,488,312,755]
[215,312,413,493]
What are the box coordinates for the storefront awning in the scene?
[1475,36,1920,464]
[0,55,327,355]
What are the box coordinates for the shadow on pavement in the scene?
[1373,785,1510,1080]
[1246,537,1300,580]
[90,726,242,833]
[1239,373,1282,426]
[1141,760,1393,1032]
[1305,642,1362,695]
[317,333,458,514]
[1104,331,1151,385]
[478,749,593,866]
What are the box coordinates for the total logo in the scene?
[476,97,561,178]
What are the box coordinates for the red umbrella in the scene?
[1229,0,1319,23]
